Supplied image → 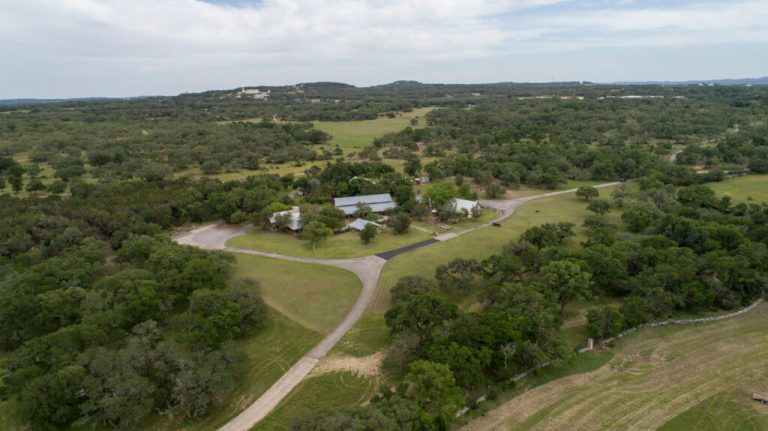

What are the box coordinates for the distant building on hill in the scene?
[334,193,396,216]
[236,88,270,100]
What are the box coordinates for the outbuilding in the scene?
[268,206,302,231]
[348,218,383,232]
[334,193,397,216]
[451,198,480,218]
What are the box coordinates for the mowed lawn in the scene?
[463,302,768,431]
[227,228,433,260]
[231,254,361,334]
[708,174,768,203]
[313,107,434,153]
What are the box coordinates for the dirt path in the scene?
[460,304,768,431]
[669,148,683,163]
[172,181,620,431]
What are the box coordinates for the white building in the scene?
[451,198,480,218]
[268,206,301,231]
[237,88,271,100]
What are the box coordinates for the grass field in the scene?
[313,107,434,153]
[331,313,391,357]
[463,303,768,431]
[0,400,21,431]
[252,371,377,430]
[708,174,768,203]
[231,254,361,334]
[658,390,768,431]
[227,227,433,260]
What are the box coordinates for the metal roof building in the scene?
[333,193,396,215]
[268,207,302,231]
[348,218,382,232]
[452,198,480,218]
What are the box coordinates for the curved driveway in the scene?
[172,181,620,431]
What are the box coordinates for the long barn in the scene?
[333,193,396,215]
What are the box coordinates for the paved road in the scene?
[375,239,439,260]
[172,181,621,431]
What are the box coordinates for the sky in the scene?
[1,0,767,98]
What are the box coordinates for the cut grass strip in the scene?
[231,254,361,335]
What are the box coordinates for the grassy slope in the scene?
[253,372,377,431]
[708,174,768,203]
[227,228,433,260]
[464,303,768,431]
[231,254,361,335]
[659,390,768,431]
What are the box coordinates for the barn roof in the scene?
[349,218,382,231]
[334,193,396,215]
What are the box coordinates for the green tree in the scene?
[405,360,464,428]
[587,305,624,340]
[576,186,599,201]
[359,223,377,245]
[424,183,457,207]
[389,212,411,235]
[621,207,654,233]
[301,220,332,250]
[485,182,506,198]
[404,154,421,177]
[540,260,593,315]
[385,294,458,340]
[390,276,437,304]
[587,199,611,216]
[435,258,481,292]
[47,179,68,194]
[25,178,47,194]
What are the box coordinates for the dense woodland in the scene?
[0,82,767,430]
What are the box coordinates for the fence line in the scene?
[455,296,764,419]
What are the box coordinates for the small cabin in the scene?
[348,218,383,232]
[268,206,302,232]
[451,198,480,218]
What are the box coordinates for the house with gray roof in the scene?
[333,193,396,216]
[268,206,302,231]
[451,198,480,217]
[348,218,382,232]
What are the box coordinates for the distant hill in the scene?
[0,96,155,106]
[612,77,768,86]
[2,77,766,105]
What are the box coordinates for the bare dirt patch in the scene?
[311,351,385,379]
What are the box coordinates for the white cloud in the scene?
[0,0,766,97]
